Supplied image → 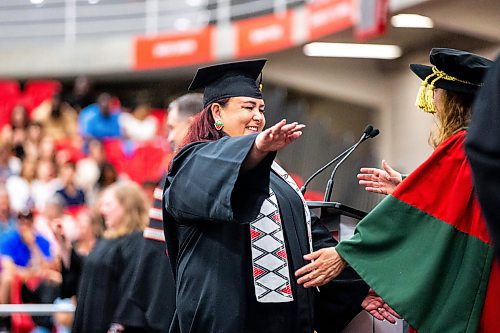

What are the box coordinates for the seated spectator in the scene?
[0,209,61,331]
[35,196,79,260]
[6,158,37,212]
[78,93,121,140]
[86,161,119,204]
[1,105,29,160]
[0,142,21,183]
[56,162,86,208]
[23,122,44,162]
[32,93,79,144]
[0,187,16,236]
[0,209,60,303]
[32,160,61,212]
[64,76,95,113]
[120,96,158,141]
[38,136,57,164]
[76,139,104,197]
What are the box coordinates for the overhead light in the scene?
[391,14,434,28]
[186,0,207,6]
[88,0,100,4]
[303,43,402,59]
[30,0,44,4]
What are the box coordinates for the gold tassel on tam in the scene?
[415,81,428,111]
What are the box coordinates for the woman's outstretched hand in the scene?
[255,119,305,153]
[357,160,402,195]
[362,289,401,324]
[295,247,346,288]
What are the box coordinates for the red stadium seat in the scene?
[0,80,21,98]
[23,79,62,114]
[10,276,37,333]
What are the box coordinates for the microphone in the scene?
[300,125,374,195]
[323,125,379,201]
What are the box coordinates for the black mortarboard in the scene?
[188,59,267,107]
[411,48,493,112]
[411,48,493,94]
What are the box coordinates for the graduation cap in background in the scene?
[411,48,493,113]
[188,59,267,107]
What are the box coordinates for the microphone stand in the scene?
[324,134,368,201]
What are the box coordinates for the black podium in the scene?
[307,201,367,242]
[306,201,369,332]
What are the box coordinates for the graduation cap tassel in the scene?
[415,80,429,111]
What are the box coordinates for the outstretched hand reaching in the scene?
[255,119,305,153]
[357,160,402,195]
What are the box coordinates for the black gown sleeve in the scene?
[60,248,84,299]
[165,134,275,224]
[311,214,370,333]
[466,55,500,258]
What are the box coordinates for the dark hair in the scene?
[97,161,118,188]
[170,93,204,118]
[182,98,230,147]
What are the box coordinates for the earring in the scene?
[214,119,224,131]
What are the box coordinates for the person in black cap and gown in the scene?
[162,59,397,333]
[466,55,500,259]
[110,93,204,333]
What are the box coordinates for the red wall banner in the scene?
[235,12,293,58]
[306,0,353,40]
[133,27,213,70]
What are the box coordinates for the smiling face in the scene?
[211,96,266,137]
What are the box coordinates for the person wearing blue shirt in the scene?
[78,92,121,139]
[0,209,56,304]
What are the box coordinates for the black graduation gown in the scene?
[466,55,500,258]
[115,175,177,333]
[163,134,368,333]
[72,231,144,333]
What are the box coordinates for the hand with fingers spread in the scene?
[295,247,347,288]
[357,160,402,195]
[243,119,305,171]
[361,289,401,324]
[255,119,305,153]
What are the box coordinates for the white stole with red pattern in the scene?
[250,162,313,303]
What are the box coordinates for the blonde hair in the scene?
[102,181,149,239]
[429,90,474,148]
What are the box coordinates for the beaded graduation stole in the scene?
[250,162,313,303]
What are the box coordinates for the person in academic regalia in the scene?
[111,93,203,333]
[162,59,389,333]
[466,55,500,259]
[71,181,148,333]
[296,49,499,333]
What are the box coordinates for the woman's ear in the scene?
[210,103,222,121]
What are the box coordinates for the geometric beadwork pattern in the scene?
[250,162,314,303]
[250,189,294,302]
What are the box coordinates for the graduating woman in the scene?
[71,181,148,333]
[296,49,499,332]
[163,59,378,333]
